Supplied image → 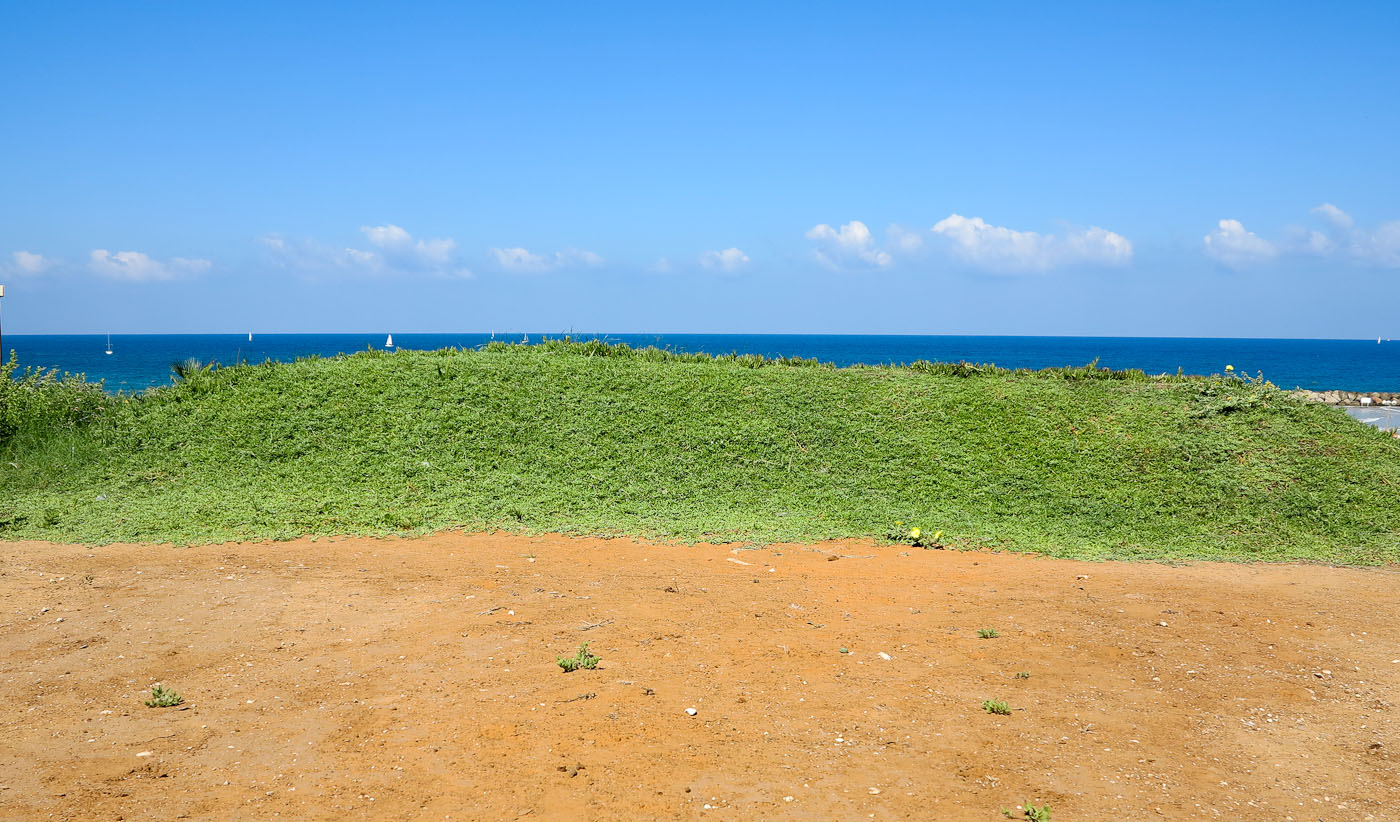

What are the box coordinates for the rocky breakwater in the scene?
[1293,389,1400,406]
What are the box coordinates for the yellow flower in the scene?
[933,531,943,541]
[909,527,921,539]
[1224,364,1234,372]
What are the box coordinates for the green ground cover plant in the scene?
[557,642,601,672]
[982,699,1012,715]
[143,683,183,708]
[1,340,1398,562]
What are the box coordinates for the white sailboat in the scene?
[104,334,113,355]
[385,334,394,349]
[248,332,253,342]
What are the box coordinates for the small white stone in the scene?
[869,787,881,795]
[784,796,794,802]
[686,708,698,716]
[877,652,891,661]
[135,751,152,757]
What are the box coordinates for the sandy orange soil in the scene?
[1,532,1398,821]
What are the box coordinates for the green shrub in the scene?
[557,642,601,672]
[0,353,112,447]
[982,699,1011,715]
[143,683,183,708]
[1192,371,1282,417]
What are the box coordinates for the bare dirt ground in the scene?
[2,533,1398,821]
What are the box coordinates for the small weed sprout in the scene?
[1014,671,1031,680]
[977,628,999,639]
[1023,802,1052,821]
[144,683,183,708]
[557,641,601,672]
[982,699,1011,715]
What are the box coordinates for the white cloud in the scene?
[1202,219,1277,269]
[1310,203,1355,230]
[555,248,604,268]
[805,220,893,269]
[698,247,750,272]
[1289,227,1334,255]
[1297,204,1400,268]
[1221,205,1400,269]
[1358,220,1400,268]
[931,214,1132,272]
[360,223,457,266]
[1061,226,1134,264]
[262,225,471,278]
[490,246,604,272]
[9,250,53,275]
[344,247,379,267]
[89,250,211,282]
[648,257,673,274]
[361,224,411,248]
[490,247,549,271]
[886,225,925,253]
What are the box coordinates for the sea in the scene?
[4,333,1399,394]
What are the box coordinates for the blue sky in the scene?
[2,1,1398,337]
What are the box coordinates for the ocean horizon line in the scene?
[6,331,1395,342]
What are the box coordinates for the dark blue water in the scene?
[4,333,1398,393]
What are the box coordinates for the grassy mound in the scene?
[2,341,1398,562]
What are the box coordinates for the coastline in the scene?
[6,333,1400,394]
